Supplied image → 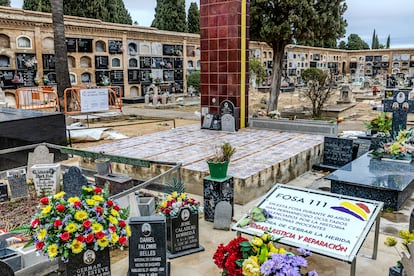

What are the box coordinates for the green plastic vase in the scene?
[207,161,229,179]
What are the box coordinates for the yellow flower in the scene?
[111,209,119,217]
[71,239,83,254]
[111,232,119,243]
[97,236,109,248]
[41,205,52,215]
[166,195,173,202]
[53,191,65,199]
[66,223,78,233]
[92,223,103,233]
[161,201,167,208]
[92,195,104,202]
[126,225,131,237]
[109,216,118,225]
[384,236,398,247]
[177,197,182,202]
[261,233,272,243]
[171,191,178,198]
[251,237,263,247]
[37,229,47,241]
[47,244,58,258]
[83,187,93,192]
[180,193,187,199]
[68,197,80,204]
[86,199,96,206]
[74,210,88,221]
[242,256,261,276]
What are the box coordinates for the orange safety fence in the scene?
[15,86,60,112]
[63,86,123,115]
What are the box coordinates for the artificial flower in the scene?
[157,191,201,218]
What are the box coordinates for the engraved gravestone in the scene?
[383,90,414,136]
[354,139,371,158]
[6,169,28,200]
[323,137,354,168]
[31,164,61,196]
[129,216,168,276]
[63,167,88,199]
[27,145,54,179]
[213,201,233,230]
[202,113,214,129]
[0,183,8,202]
[221,114,236,132]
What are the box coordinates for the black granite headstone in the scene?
[322,137,354,167]
[65,38,77,52]
[383,90,414,136]
[59,247,110,276]
[63,167,88,199]
[140,57,152,69]
[128,69,140,84]
[354,139,371,158]
[0,183,8,202]
[129,216,168,276]
[166,207,200,255]
[6,169,28,200]
[0,260,14,276]
[95,56,109,69]
[77,38,93,53]
[203,176,234,222]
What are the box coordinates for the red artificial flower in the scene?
[106,200,114,207]
[76,235,85,242]
[94,187,102,194]
[54,219,62,228]
[82,220,91,229]
[35,241,45,250]
[95,231,105,239]
[56,204,65,212]
[118,236,127,245]
[119,220,126,228]
[213,236,248,276]
[86,233,95,244]
[40,197,49,205]
[31,218,40,228]
[60,232,70,242]
[74,201,82,208]
[109,225,117,233]
[96,206,103,214]
[114,205,120,211]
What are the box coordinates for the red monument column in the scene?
[200,0,249,129]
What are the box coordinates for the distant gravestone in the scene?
[161,93,168,105]
[354,139,371,158]
[220,100,235,116]
[213,201,233,230]
[337,85,352,104]
[31,164,61,196]
[27,145,54,179]
[129,216,168,276]
[6,169,28,200]
[63,166,88,199]
[221,114,236,132]
[0,183,8,202]
[144,93,150,104]
[202,114,214,129]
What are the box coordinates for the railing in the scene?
[15,86,60,111]
[63,86,123,115]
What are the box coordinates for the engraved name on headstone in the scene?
[63,166,88,199]
[31,164,61,196]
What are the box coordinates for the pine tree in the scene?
[386,34,391,48]
[0,0,11,6]
[187,2,200,34]
[152,0,188,32]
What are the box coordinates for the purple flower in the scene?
[291,256,307,268]
[297,247,312,257]
[261,260,275,275]
[263,208,273,218]
[307,270,318,276]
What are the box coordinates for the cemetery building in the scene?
[1,6,414,104]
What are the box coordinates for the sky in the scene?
[9,0,414,49]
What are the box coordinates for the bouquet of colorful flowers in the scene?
[15,185,131,261]
[213,233,318,276]
[157,191,201,218]
[370,129,414,160]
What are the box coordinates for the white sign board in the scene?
[232,184,383,262]
[80,88,109,112]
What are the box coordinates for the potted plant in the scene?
[207,142,236,179]
[13,185,131,275]
[364,112,392,136]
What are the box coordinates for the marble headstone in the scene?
[221,114,236,132]
[26,145,54,180]
[31,163,61,196]
[6,169,28,200]
[63,166,88,199]
[213,201,233,230]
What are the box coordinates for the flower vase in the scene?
[207,161,229,180]
[58,247,111,276]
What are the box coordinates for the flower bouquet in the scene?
[213,233,318,276]
[14,185,131,262]
[364,112,392,135]
[157,191,201,218]
[370,129,414,162]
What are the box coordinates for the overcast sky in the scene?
[10,0,414,48]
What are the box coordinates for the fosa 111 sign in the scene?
[232,184,383,263]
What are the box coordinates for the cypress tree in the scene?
[152,0,188,32]
[187,2,200,34]
[371,29,376,49]
[386,35,391,49]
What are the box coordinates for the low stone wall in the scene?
[249,117,338,136]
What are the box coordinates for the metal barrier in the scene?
[15,86,60,111]
[63,86,123,115]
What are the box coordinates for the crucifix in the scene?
[382,89,414,136]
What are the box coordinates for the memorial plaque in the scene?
[167,207,199,254]
[42,54,55,70]
[163,44,175,56]
[108,40,122,54]
[323,137,354,168]
[0,183,8,202]
[354,139,371,158]
[31,164,61,196]
[139,69,151,83]
[174,58,183,69]
[15,53,36,70]
[174,69,183,81]
[95,56,109,69]
[110,70,124,83]
[27,145,54,179]
[129,216,168,276]
[151,57,163,69]
[77,38,93,53]
[139,57,151,69]
[66,38,77,52]
[61,247,111,276]
[0,71,15,88]
[129,58,138,68]
[128,69,140,84]
[162,58,173,69]
[22,70,36,87]
[63,166,88,199]
[6,169,28,200]
[220,100,235,116]
[202,113,214,129]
